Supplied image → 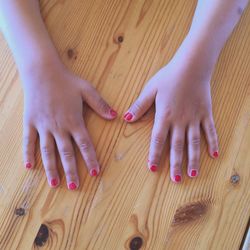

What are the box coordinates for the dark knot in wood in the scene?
[231,174,240,185]
[67,48,77,60]
[34,224,49,247]
[117,36,124,43]
[172,201,208,226]
[15,208,25,216]
[129,236,143,250]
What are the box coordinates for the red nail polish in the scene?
[175,175,181,182]
[124,112,133,121]
[90,169,98,176]
[68,182,77,190]
[191,169,197,177]
[25,162,32,169]
[51,178,58,187]
[110,109,117,117]
[213,151,219,158]
[150,165,157,172]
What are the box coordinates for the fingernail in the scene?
[68,182,77,190]
[123,112,133,121]
[110,109,117,117]
[213,151,219,158]
[174,175,182,183]
[25,162,32,169]
[51,178,58,187]
[190,169,197,177]
[150,165,158,172]
[90,169,98,177]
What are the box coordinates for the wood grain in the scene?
[0,0,250,249]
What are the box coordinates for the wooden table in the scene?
[0,0,250,249]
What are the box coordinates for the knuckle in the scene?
[190,136,200,147]
[97,97,110,113]
[172,139,184,152]
[78,139,92,152]
[210,138,218,147]
[41,145,53,157]
[171,162,181,170]
[152,134,165,147]
[207,122,217,136]
[132,101,143,113]
[188,157,199,167]
[65,169,77,177]
[45,166,56,174]
[23,135,34,147]
[60,147,74,160]
[23,147,33,157]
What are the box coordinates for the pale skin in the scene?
[0,0,248,189]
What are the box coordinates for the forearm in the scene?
[0,0,61,75]
[174,0,249,73]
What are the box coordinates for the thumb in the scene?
[124,84,156,122]
[82,84,117,120]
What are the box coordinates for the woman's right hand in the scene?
[22,62,117,190]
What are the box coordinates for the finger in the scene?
[148,110,170,172]
[54,133,79,190]
[124,84,156,122]
[202,116,219,158]
[170,126,185,183]
[82,84,117,120]
[39,131,60,188]
[187,122,200,178]
[23,124,38,169]
[71,123,100,177]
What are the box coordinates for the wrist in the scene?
[19,49,64,79]
[172,32,220,76]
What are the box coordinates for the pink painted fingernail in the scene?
[123,112,133,121]
[90,169,98,177]
[68,182,77,190]
[25,162,32,169]
[51,178,58,187]
[150,165,158,172]
[174,175,182,182]
[190,169,197,177]
[110,109,117,117]
[213,151,219,158]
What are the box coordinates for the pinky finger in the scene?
[23,124,38,169]
[202,116,219,158]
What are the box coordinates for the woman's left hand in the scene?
[124,50,219,183]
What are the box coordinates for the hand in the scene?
[22,62,117,189]
[124,50,219,183]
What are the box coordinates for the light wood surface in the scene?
[0,0,250,249]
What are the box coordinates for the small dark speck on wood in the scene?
[67,48,77,60]
[130,236,143,250]
[15,208,25,216]
[231,174,240,185]
[118,36,124,43]
[34,224,49,247]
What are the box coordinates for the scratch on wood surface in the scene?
[0,184,4,194]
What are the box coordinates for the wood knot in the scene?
[67,48,77,60]
[15,208,25,216]
[129,236,143,250]
[114,34,124,44]
[117,36,124,43]
[34,224,49,247]
[172,201,208,226]
[230,174,240,185]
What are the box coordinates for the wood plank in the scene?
[0,0,249,249]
